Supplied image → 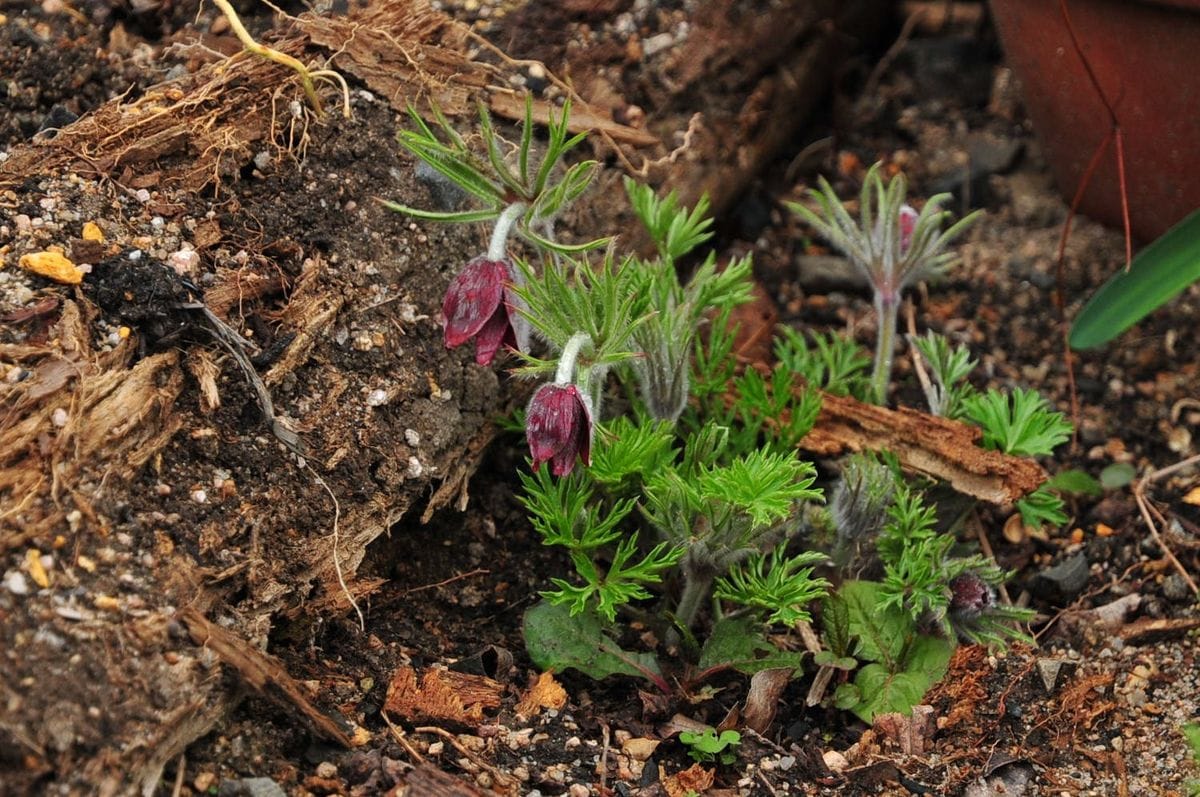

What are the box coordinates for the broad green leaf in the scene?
[1070,208,1200,350]
[905,633,954,681]
[850,664,933,723]
[523,600,662,682]
[697,616,806,676]
[1100,462,1137,490]
[1045,468,1103,497]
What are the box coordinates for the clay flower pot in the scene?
[990,0,1200,242]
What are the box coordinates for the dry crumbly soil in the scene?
[1,1,1199,796]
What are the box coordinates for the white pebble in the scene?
[366,389,389,407]
[404,428,420,446]
[135,189,152,204]
[3,570,29,595]
[128,250,143,262]
[406,456,424,478]
[191,489,208,504]
[51,408,69,427]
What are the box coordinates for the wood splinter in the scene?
[176,606,356,748]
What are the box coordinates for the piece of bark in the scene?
[176,607,356,747]
[801,389,1047,504]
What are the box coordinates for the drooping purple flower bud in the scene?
[442,255,523,366]
[526,383,593,477]
[898,204,918,255]
[948,572,994,619]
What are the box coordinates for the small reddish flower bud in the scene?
[526,383,593,477]
[949,572,994,619]
[442,255,522,365]
[898,204,918,255]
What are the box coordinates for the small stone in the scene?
[621,737,659,761]
[427,741,444,756]
[406,457,424,479]
[191,489,208,504]
[404,428,420,446]
[315,761,337,779]
[51,408,69,427]
[193,772,217,792]
[641,32,676,57]
[168,248,200,275]
[1032,553,1090,603]
[135,189,151,203]
[217,776,287,797]
[568,784,589,797]
[3,570,29,595]
[366,389,388,407]
[823,750,848,772]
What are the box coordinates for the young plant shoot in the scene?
[789,163,981,404]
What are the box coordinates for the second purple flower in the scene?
[526,383,594,477]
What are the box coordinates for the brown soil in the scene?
[1,1,1198,796]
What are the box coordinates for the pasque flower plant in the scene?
[789,163,981,404]
[390,100,1037,721]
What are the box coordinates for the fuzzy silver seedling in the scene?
[790,164,981,404]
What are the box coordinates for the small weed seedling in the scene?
[679,727,741,766]
[390,100,1046,724]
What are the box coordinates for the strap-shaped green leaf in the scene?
[1070,208,1200,349]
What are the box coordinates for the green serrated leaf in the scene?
[839,580,910,668]
[697,616,806,676]
[821,592,852,658]
[523,600,662,682]
[850,664,934,723]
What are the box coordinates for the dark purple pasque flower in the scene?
[526,383,593,477]
[442,255,521,366]
[948,572,994,620]
[898,204,918,255]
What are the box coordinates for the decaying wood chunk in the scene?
[384,666,505,726]
[802,389,1047,504]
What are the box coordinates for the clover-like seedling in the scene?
[679,727,741,766]
[789,163,980,404]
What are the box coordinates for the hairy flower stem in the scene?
[555,332,592,385]
[872,290,900,404]
[488,202,527,261]
[675,571,714,631]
